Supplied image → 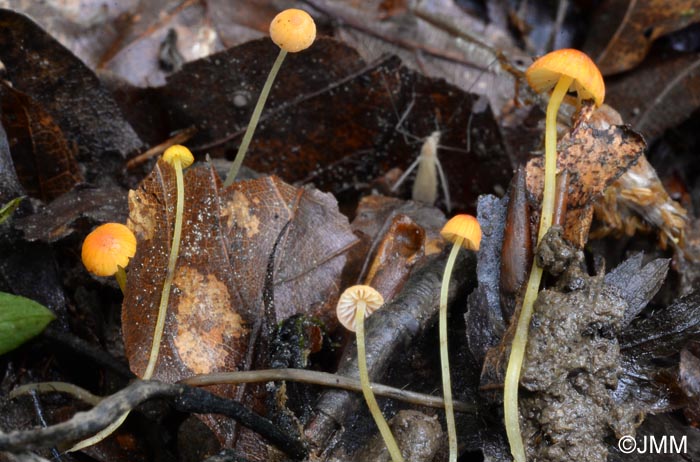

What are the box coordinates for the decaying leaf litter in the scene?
[1,1,700,461]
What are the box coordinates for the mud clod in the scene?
[520,229,641,461]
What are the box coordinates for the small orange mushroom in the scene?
[163,143,194,169]
[504,49,605,462]
[525,48,604,242]
[438,214,481,462]
[70,145,195,452]
[223,8,316,186]
[147,144,195,379]
[82,223,136,292]
[337,285,404,462]
[270,8,316,53]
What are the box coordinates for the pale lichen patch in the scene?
[173,267,247,375]
[222,190,260,238]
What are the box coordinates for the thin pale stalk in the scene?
[440,240,462,462]
[115,266,127,294]
[503,264,543,462]
[69,157,187,451]
[538,75,572,242]
[356,302,404,462]
[145,157,186,379]
[224,49,288,186]
[504,75,573,462]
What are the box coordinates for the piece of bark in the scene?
[603,252,670,326]
[466,194,507,364]
[363,214,425,302]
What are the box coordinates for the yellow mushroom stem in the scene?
[440,238,463,462]
[69,157,188,452]
[503,74,573,462]
[223,49,288,186]
[355,300,405,462]
[538,75,572,241]
[146,155,187,379]
[115,266,127,294]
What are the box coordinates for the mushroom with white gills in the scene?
[337,284,404,462]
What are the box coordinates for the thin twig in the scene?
[11,382,102,406]
[2,380,306,460]
[126,126,198,170]
[180,368,476,413]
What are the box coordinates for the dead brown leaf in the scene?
[0,9,143,179]
[15,185,127,242]
[526,121,646,246]
[144,37,511,213]
[363,213,425,302]
[0,82,82,201]
[584,0,700,75]
[606,53,700,140]
[124,160,357,381]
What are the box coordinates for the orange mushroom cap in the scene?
[163,144,194,168]
[525,48,605,107]
[440,214,481,251]
[336,285,384,332]
[82,223,137,277]
[270,8,316,53]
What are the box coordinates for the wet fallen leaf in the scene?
[205,0,276,48]
[122,37,511,213]
[680,345,700,425]
[526,119,646,246]
[306,0,521,113]
[14,185,128,242]
[1,0,226,87]
[100,0,223,87]
[606,52,700,140]
[0,8,143,181]
[123,161,356,452]
[619,289,700,412]
[348,195,447,289]
[0,82,82,202]
[584,0,700,75]
[0,121,25,203]
[124,160,357,380]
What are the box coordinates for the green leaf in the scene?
[0,196,24,225]
[0,292,55,355]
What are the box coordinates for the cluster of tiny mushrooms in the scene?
[78,8,608,462]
